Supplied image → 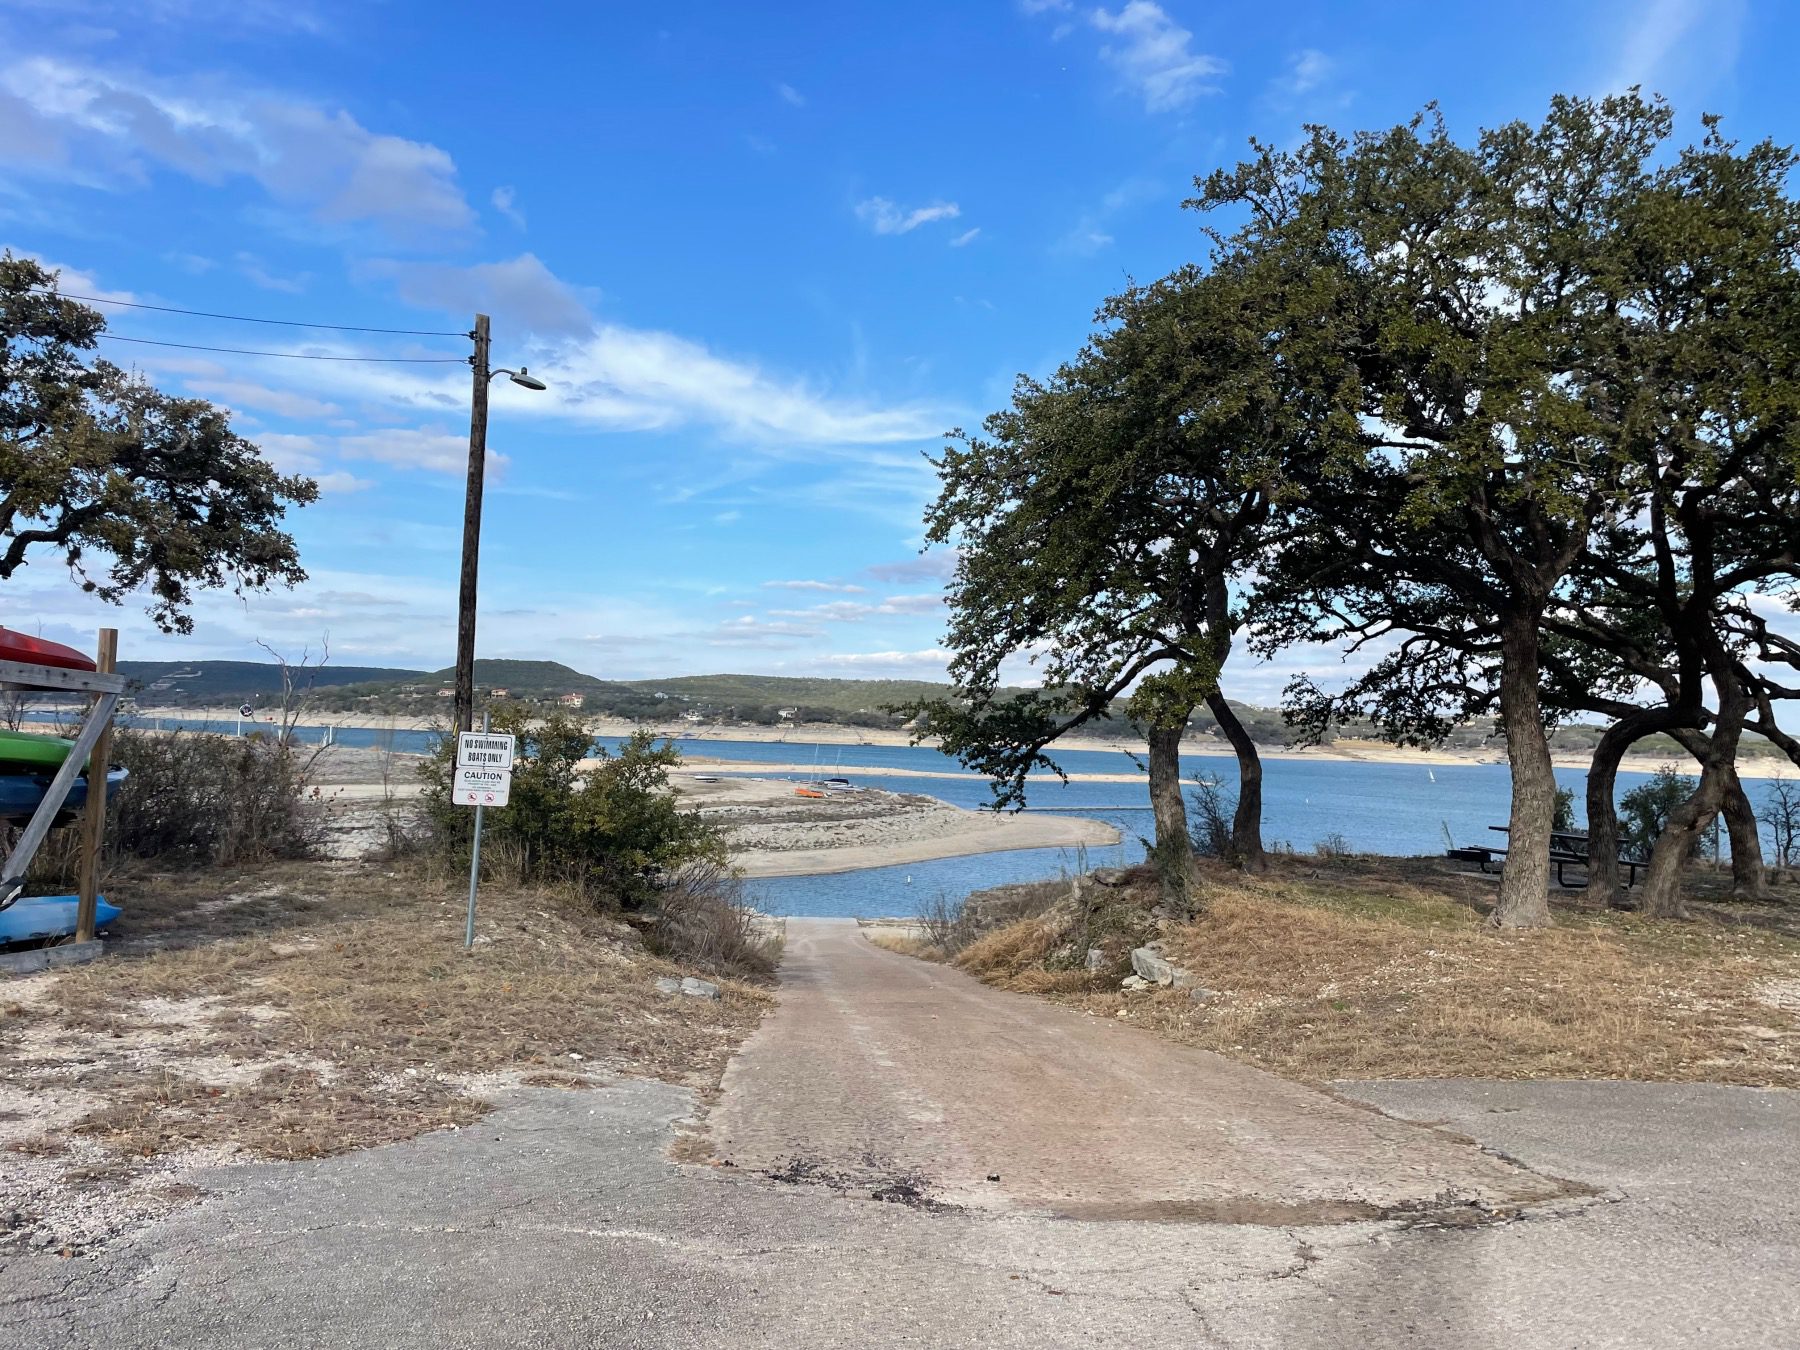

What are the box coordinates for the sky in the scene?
[0,0,1792,699]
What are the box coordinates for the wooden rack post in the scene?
[75,629,118,943]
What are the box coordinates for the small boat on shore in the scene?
[0,729,76,772]
[0,629,96,672]
[0,894,122,944]
[795,787,826,799]
[0,767,128,824]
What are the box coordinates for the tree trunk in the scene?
[1721,766,1770,901]
[1146,723,1204,920]
[1586,708,1686,909]
[1637,763,1728,920]
[1204,689,1267,873]
[1492,611,1554,928]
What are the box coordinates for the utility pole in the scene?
[455,313,491,736]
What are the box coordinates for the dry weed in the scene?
[954,867,1800,1086]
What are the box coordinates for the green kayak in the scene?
[0,729,76,772]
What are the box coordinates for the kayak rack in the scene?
[0,653,123,913]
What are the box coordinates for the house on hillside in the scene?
[558,693,586,709]
[778,707,799,721]
[434,688,453,699]
[490,687,511,698]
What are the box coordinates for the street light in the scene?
[455,313,546,734]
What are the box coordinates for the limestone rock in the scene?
[679,976,722,1000]
[654,976,682,995]
[1085,946,1107,972]
[1130,946,1178,986]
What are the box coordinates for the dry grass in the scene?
[864,933,943,960]
[953,860,1800,1087]
[4,859,773,1177]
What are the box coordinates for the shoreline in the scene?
[129,704,1799,780]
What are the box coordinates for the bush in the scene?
[107,728,324,866]
[1187,774,1236,860]
[645,859,779,978]
[1314,832,1353,859]
[1619,764,1717,862]
[419,711,727,907]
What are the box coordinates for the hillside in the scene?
[120,660,427,705]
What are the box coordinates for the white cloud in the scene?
[1017,0,1071,12]
[1088,3,1226,112]
[335,425,501,478]
[0,56,474,237]
[368,252,594,337]
[191,379,339,419]
[855,196,962,235]
[866,553,958,583]
[948,226,981,247]
[762,579,869,593]
[491,185,525,229]
[1281,48,1331,96]
[1607,0,1743,93]
[817,648,954,676]
[775,81,806,107]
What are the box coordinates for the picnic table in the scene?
[1444,826,1646,889]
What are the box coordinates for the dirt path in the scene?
[705,919,1577,1221]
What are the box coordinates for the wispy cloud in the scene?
[1022,2,1225,113]
[1089,3,1226,112]
[1278,48,1331,97]
[0,56,474,238]
[775,81,806,107]
[762,579,869,594]
[491,185,526,229]
[948,226,981,247]
[1607,0,1744,93]
[855,196,962,235]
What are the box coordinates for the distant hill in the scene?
[120,660,427,706]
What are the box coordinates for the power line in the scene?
[28,285,469,338]
[97,334,468,364]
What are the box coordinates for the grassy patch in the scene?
[951,860,1800,1086]
[4,860,773,1177]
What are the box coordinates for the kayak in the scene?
[0,729,75,772]
[0,628,95,672]
[0,894,122,944]
[0,767,128,824]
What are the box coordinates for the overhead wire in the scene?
[96,334,468,363]
[27,284,469,338]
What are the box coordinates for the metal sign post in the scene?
[457,717,515,951]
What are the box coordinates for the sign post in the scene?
[456,719,515,951]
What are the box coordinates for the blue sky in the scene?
[0,0,1790,696]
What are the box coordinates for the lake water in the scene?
[30,710,1674,919]
[29,711,1686,917]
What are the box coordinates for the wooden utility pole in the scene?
[455,313,490,736]
[74,627,117,944]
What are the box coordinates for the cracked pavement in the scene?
[2,923,1795,1346]
[1,1079,1794,1347]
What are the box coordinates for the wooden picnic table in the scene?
[1442,826,1646,888]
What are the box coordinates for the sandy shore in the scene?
[675,774,1119,878]
[133,704,1791,777]
[297,748,1118,875]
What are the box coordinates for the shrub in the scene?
[419,711,726,907]
[108,728,324,866]
[646,859,779,979]
[1619,764,1717,862]
[1187,774,1236,860]
[1314,832,1353,859]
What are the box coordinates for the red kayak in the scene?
[0,628,96,672]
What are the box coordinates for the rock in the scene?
[1085,947,1107,972]
[678,977,722,1000]
[1131,946,1177,987]
[29,1230,55,1250]
[654,977,682,995]
[1120,974,1150,991]
[1090,868,1129,887]
[1188,986,1215,1003]
[1131,945,1204,989]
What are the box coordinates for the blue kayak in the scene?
[0,894,121,943]
[0,767,128,824]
